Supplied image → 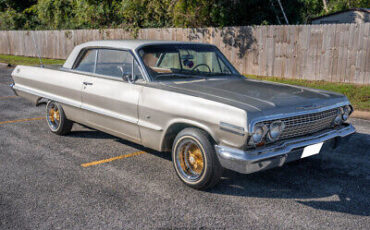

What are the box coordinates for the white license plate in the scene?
[301,142,324,158]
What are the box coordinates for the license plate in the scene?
[301,142,324,158]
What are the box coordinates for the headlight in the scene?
[250,124,267,145]
[342,105,351,121]
[333,107,343,126]
[267,120,285,142]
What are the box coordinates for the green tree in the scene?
[72,0,121,29]
[36,0,74,29]
[0,0,369,30]
[0,7,25,30]
[120,0,172,28]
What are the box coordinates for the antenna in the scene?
[276,0,289,24]
[32,31,44,68]
[270,0,289,24]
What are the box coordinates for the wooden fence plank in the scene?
[0,24,368,84]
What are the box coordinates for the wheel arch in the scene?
[160,119,218,152]
[36,97,49,107]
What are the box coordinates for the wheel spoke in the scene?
[176,140,205,181]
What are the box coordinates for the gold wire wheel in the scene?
[47,103,61,130]
[48,108,60,123]
[177,140,205,180]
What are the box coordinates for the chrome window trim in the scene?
[93,49,98,73]
[248,101,350,133]
[134,43,240,81]
[70,46,151,82]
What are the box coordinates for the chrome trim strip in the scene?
[219,122,245,136]
[137,120,163,131]
[12,84,147,128]
[248,101,350,132]
[13,84,81,108]
[80,103,138,124]
[215,124,355,174]
[93,49,98,73]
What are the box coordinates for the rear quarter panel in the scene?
[11,65,85,123]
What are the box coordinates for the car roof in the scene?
[63,40,212,69]
[77,40,210,50]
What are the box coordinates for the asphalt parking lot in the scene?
[0,66,369,229]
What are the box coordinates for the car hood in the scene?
[157,77,348,116]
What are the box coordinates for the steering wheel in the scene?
[192,63,211,72]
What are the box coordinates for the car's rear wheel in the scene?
[46,101,73,135]
[172,128,223,190]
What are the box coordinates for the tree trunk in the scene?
[322,0,328,13]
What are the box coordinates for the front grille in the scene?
[262,108,339,140]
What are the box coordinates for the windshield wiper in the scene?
[154,73,206,80]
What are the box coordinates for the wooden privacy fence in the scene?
[0,23,369,84]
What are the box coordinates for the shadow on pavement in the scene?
[66,127,370,216]
[208,132,370,216]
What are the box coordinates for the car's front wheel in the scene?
[46,101,73,135]
[172,128,223,190]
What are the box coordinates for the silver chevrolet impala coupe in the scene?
[11,40,355,189]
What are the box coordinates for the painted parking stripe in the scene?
[0,95,18,99]
[0,117,45,125]
[81,151,146,167]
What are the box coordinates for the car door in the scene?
[78,48,143,143]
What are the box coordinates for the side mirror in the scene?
[118,66,133,83]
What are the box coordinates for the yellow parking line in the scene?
[0,95,18,99]
[0,117,45,125]
[81,151,146,167]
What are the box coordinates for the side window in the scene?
[74,49,97,73]
[95,49,132,77]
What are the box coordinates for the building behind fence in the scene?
[0,23,369,84]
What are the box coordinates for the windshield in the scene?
[137,44,239,80]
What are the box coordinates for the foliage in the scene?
[0,7,25,30]
[72,0,122,29]
[36,0,74,29]
[0,0,368,30]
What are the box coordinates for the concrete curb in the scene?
[352,111,370,120]
[0,62,12,67]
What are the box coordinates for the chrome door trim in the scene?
[13,83,161,131]
[80,103,138,124]
[13,84,81,108]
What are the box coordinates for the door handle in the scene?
[83,82,93,85]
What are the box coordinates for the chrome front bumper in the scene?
[215,123,356,174]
